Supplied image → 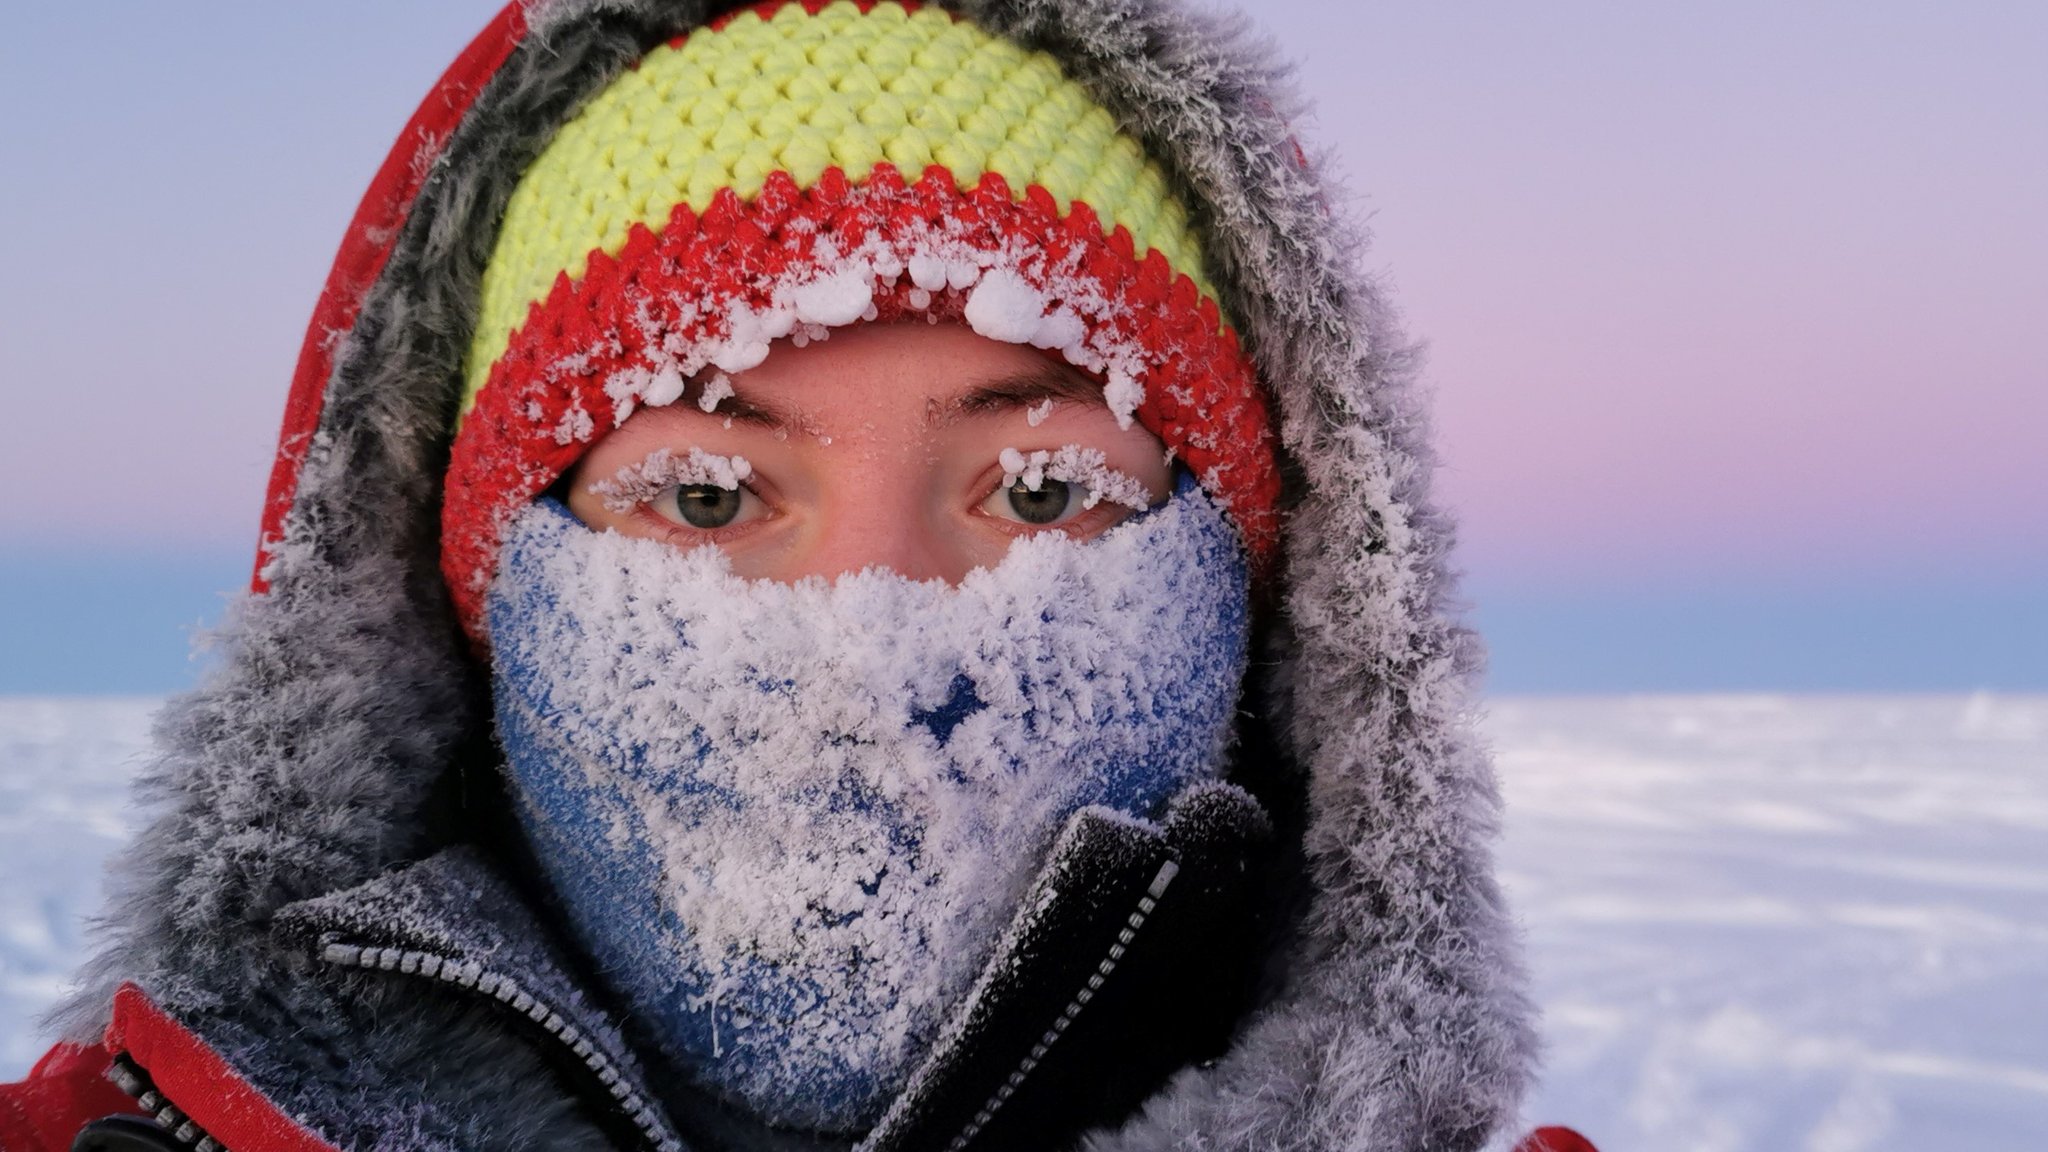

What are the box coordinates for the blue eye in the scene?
[652,484,761,531]
[674,485,741,528]
[983,476,1091,528]
[1003,479,1072,525]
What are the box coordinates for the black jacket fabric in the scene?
[263,782,1272,1152]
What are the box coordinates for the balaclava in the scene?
[442,0,1283,1134]
[487,479,1249,1130]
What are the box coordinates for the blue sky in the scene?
[1,1,2042,694]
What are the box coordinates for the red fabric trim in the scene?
[443,163,1281,640]
[105,984,341,1152]
[1514,1125,1601,1152]
[254,2,531,592]
[0,1042,142,1152]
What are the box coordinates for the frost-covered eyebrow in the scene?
[679,376,795,430]
[676,361,1100,429]
[942,363,1102,425]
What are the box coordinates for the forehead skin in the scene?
[647,322,1108,437]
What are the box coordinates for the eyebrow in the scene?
[676,358,1104,429]
[942,362,1103,425]
[680,375,797,430]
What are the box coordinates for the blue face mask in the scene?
[487,475,1249,1133]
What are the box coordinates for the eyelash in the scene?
[589,447,753,513]
[996,446,1152,513]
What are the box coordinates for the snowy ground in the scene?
[1491,695,2048,1152]
[2,695,2044,1151]
[0,698,158,1074]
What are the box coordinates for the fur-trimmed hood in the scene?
[52,1,1537,1148]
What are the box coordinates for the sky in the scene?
[0,1,2042,693]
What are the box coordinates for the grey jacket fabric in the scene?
[51,0,1538,1148]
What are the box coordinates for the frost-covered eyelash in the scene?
[589,448,753,514]
[998,445,1152,512]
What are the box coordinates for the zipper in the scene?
[104,1052,214,1151]
[317,940,684,1152]
[941,859,1179,1152]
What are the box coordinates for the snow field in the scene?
[1494,694,2048,1151]
[2,694,2044,1152]
[0,698,156,1073]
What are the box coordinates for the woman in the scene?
[3,2,1591,1149]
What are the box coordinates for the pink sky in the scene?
[2,1,2042,596]
[1254,2,2048,587]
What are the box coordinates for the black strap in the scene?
[71,1116,189,1152]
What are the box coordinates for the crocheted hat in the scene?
[442,0,1281,639]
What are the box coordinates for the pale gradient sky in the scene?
[0,1,2042,690]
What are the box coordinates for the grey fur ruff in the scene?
[51,1,1538,1149]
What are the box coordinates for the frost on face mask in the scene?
[485,477,1250,1132]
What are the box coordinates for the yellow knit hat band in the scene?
[464,0,1220,414]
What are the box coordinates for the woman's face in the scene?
[565,321,1171,584]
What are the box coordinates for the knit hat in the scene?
[441,0,1281,640]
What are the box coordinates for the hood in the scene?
[56,1,1536,1147]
